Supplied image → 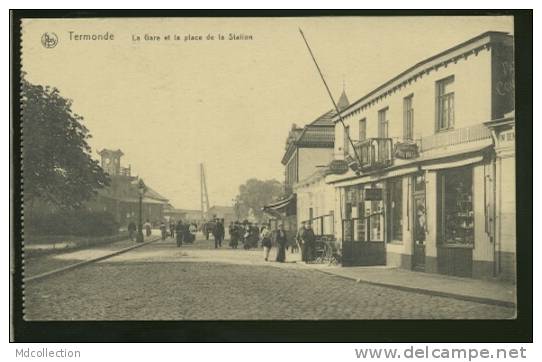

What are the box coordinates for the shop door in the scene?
[412,194,426,271]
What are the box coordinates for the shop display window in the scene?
[439,167,474,245]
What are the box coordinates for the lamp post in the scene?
[136,179,146,243]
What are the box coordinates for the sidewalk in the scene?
[300,263,516,308]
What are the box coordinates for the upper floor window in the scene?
[343,125,350,155]
[378,108,389,138]
[436,76,455,132]
[359,118,367,141]
[403,95,414,140]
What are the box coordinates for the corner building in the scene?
[326,32,515,280]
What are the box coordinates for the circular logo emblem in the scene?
[41,32,58,48]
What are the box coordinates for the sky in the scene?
[21,16,513,210]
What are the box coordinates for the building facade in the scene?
[293,168,336,237]
[326,32,515,280]
[86,149,170,228]
[264,91,349,233]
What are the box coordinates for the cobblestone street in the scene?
[23,234,515,320]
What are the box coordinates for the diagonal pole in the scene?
[299,28,362,170]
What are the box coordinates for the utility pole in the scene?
[299,28,362,171]
[200,163,210,219]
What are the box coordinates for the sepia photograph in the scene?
[11,12,526,336]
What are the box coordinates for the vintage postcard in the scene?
[17,15,517,323]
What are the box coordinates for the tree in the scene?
[21,75,109,210]
[234,178,283,222]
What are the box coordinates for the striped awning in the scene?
[263,194,296,216]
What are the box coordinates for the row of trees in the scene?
[21,75,112,236]
[22,74,110,210]
[233,178,284,222]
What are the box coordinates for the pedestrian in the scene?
[144,219,152,237]
[296,221,306,259]
[250,223,260,248]
[175,220,184,247]
[160,221,167,241]
[301,222,316,263]
[169,220,175,239]
[274,223,288,263]
[242,222,251,250]
[203,221,209,240]
[228,222,236,248]
[218,219,225,247]
[128,220,137,241]
[211,219,221,249]
[260,224,272,261]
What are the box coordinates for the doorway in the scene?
[412,175,426,271]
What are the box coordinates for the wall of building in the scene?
[471,163,494,278]
[295,176,335,233]
[285,150,298,187]
[497,151,516,281]
[298,147,334,182]
[334,47,494,154]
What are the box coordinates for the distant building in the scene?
[163,207,202,224]
[86,149,170,227]
[207,205,235,226]
[264,90,349,233]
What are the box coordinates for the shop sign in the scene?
[394,142,419,160]
[326,159,349,175]
[364,188,383,201]
[345,154,360,172]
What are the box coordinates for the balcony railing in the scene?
[341,124,491,172]
[353,138,393,171]
[420,123,491,152]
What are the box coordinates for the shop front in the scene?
[422,154,496,279]
[435,166,475,277]
[332,152,497,279]
[341,183,387,266]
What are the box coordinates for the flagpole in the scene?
[299,28,362,170]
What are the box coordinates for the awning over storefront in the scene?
[330,166,420,188]
[421,155,484,171]
[262,194,296,217]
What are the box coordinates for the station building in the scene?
[86,149,170,227]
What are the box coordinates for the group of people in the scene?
[202,218,226,248]
[159,220,197,247]
[228,221,261,250]
[126,219,154,241]
[128,216,318,264]
[226,220,316,264]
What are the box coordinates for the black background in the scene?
[10,9,533,342]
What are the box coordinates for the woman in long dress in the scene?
[275,223,288,263]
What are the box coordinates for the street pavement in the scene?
[23,233,515,320]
